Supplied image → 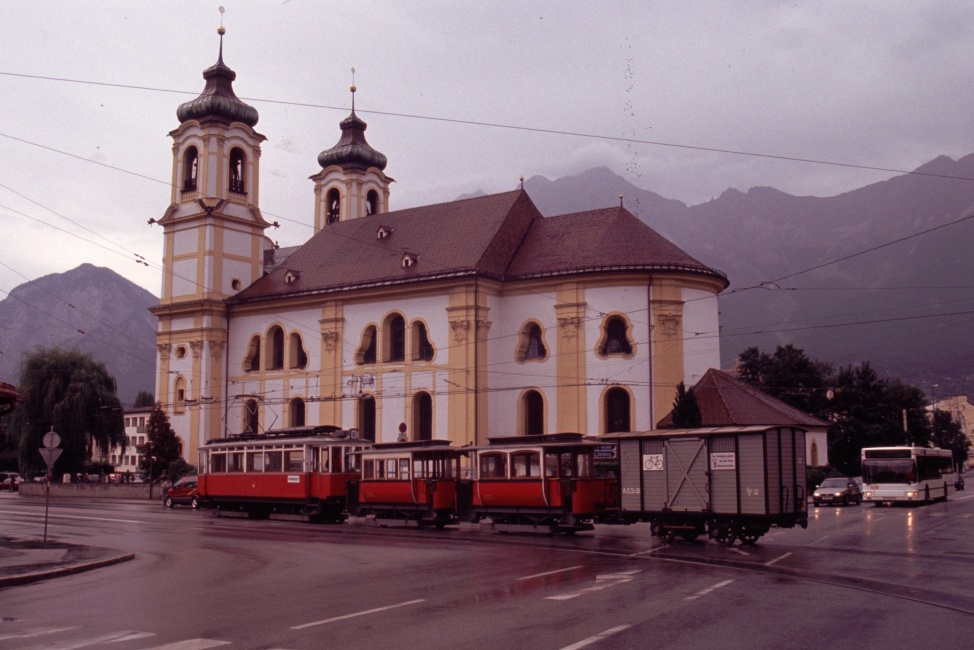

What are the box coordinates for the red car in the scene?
[164,476,199,509]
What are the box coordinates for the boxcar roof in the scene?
[601,425,807,440]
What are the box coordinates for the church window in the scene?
[326,188,341,224]
[289,397,306,428]
[175,346,187,359]
[231,279,242,291]
[244,335,261,372]
[174,376,186,414]
[385,314,406,363]
[413,392,432,441]
[516,322,548,362]
[243,399,259,435]
[356,326,377,365]
[598,315,634,357]
[522,390,545,435]
[358,395,376,442]
[289,333,308,369]
[267,326,284,370]
[229,148,246,193]
[412,321,434,361]
[367,190,379,216]
[182,146,198,191]
[604,387,631,434]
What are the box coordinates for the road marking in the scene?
[142,640,230,650]
[107,631,156,643]
[728,547,750,556]
[292,599,427,629]
[764,552,792,567]
[545,571,641,601]
[48,513,145,524]
[684,579,734,601]
[628,547,663,557]
[559,625,632,650]
[517,565,583,581]
[811,535,831,543]
[0,626,78,640]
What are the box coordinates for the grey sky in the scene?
[1,1,972,297]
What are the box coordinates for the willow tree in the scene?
[12,348,125,477]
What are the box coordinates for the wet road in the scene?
[1,491,973,649]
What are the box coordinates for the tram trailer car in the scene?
[603,426,808,546]
[348,440,464,528]
[197,426,370,522]
[462,433,619,534]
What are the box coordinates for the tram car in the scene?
[461,433,619,534]
[197,426,369,522]
[348,440,464,528]
[603,425,808,546]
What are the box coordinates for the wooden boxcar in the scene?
[461,433,619,534]
[603,426,808,546]
[348,440,464,528]
[197,426,369,522]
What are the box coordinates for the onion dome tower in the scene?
[311,81,393,232]
[151,22,273,463]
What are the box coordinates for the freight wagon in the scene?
[603,426,808,546]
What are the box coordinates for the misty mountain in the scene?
[0,263,157,406]
[524,157,974,398]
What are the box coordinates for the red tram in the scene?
[197,426,369,522]
[462,433,619,533]
[348,440,464,528]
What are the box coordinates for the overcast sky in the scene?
[2,1,973,297]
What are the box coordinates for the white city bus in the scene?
[861,446,955,505]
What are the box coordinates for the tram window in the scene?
[480,453,507,479]
[545,453,559,478]
[265,451,284,473]
[576,452,594,478]
[346,448,361,473]
[333,448,343,473]
[228,452,244,472]
[512,452,540,478]
[247,452,264,472]
[414,459,427,479]
[363,459,374,479]
[445,458,458,479]
[399,459,410,480]
[211,454,227,473]
[560,453,574,478]
[386,459,399,479]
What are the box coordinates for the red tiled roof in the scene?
[657,368,828,430]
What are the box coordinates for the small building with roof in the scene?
[656,368,829,466]
[151,28,729,461]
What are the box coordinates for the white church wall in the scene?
[682,287,722,385]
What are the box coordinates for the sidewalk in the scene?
[0,535,134,588]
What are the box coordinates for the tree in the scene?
[738,344,832,415]
[931,410,971,469]
[138,405,182,482]
[11,348,124,478]
[670,382,702,428]
[133,390,155,408]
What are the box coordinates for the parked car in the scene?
[813,477,862,506]
[163,476,199,509]
[0,473,22,492]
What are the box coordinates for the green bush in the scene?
[807,465,844,491]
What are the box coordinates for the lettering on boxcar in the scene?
[622,487,641,494]
[710,452,736,471]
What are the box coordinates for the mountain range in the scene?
[2,155,973,405]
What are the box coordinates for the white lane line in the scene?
[728,547,750,556]
[0,626,78,641]
[629,546,665,557]
[517,565,583,581]
[764,552,793,567]
[107,631,156,643]
[48,513,145,524]
[811,535,831,544]
[291,599,427,630]
[545,571,641,601]
[684,579,734,602]
[559,625,632,650]
[141,640,230,650]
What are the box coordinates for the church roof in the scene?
[231,190,727,304]
[656,368,828,430]
[176,32,259,128]
[317,107,388,171]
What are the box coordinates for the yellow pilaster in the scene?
[554,284,587,433]
[651,279,685,425]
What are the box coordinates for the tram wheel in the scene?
[738,530,760,546]
[714,525,737,547]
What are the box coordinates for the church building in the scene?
[151,30,729,463]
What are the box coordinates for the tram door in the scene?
[663,439,709,512]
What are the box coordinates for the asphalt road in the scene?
[1,491,973,649]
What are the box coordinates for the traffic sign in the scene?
[42,429,61,449]
[39,447,62,469]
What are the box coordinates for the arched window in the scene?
[174,376,187,414]
[183,146,198,191]
[412,321,434,362]
[356,326,377,365]
[523,390,545,435]
[229,147,246,193]
[366,190,379,216]
[244,335,261,372]
[326,188,341,224]
[605,387,631,434]
[289,333,308,369]
[358,395,376,442]
[385,314,406,363]
[517,322,548,362]
[599,316,634,357]
[267,326,284,370]
[290,397,306,428]
[243,399,259,435]
[413,392,432,441]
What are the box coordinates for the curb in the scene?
[0,551,135,588]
